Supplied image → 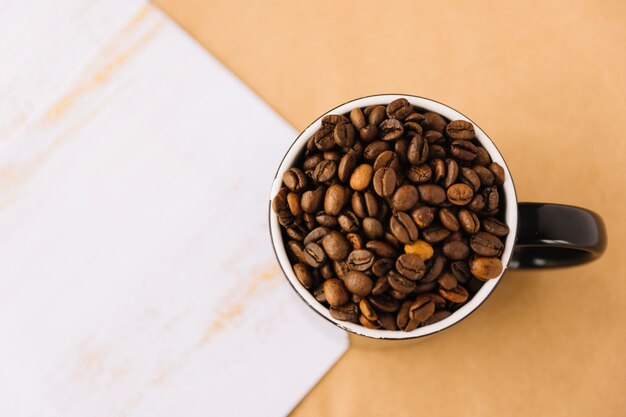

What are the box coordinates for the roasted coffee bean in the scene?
[384,232,401,249]
[429,144,446,159]
[437,272,458,290]
[349,164,374,191]
[372,258,394,277]
[322,114,349,128]
[302,212,317,230]
[324,184,346,216]
[373,150,400,172]
[423,310,452,326]
[446,120,475,140]
[467,194,485,212]
[404,239,434,261]
[423,112,446,132]
[337,151,357,182]
[287,240,308,264]
[475,146,491,166]
[396,253,426,280]
[431,158,446,183]
[351,191,378,218]
[482,217,510,236]
[390,212,419,244]
[470,257,503,280]
[404,121,423,138]
[418,184,447,205]
[439,285,469,303]
[376,200,390,222]
[372,167,397,197]
[333,260,350,278]
[304,154,323,171]
[450,261,471,283]
[458,209,480,234]
[323,278,350,307]
[312,160,337,182]
[282,168,308,192]
[344,271,374,297]
[439,208,460,232]
[346,232,365,250]
[347,249,375,271]
[443,159,459,188]
[366,240,398,258]
[372,275,390,295]
[387,270,417,294]
[447,183,474,205]
[319,263,334,279]
[411,206,436,228]
[301,186,325,214]
[359,315,381,329]
[334,122,355,147]
[423,256,445,282]
[294,263,316,289]
[368,105,387,126]
[363,140,390,161]
[424,130,444,144]
[470,231,504,257]
[489,162,505,185]
[482,186,500,211]
[338,211,360,233]
[304,226,329,246]
[359,124,378,142]
[369,295,400,313]
[407,135,429,165]
[286,193,301,217]
[407,164,432,183]
[403,318,420,332]
[363,217,384,240]
[315,211,338,228]
[409,296,436,323]
[379,118,404,141]
[313,283,326,303]
[359,299,378,321]
[445,231,463,243]
[323,151,342,161]
[414,281,438,293]
[394,138,409,164]
[378,313,398,330]
[450,140,478,161]
[391,185,419,211]
[396,300,412,329]
[329,303,359,322]
[422,226,451,243]
[459,167,481,192]
[312,127,335,151]
[286,224,307,241]
[322,231,351,261]
[350,107,367,129]
[443,240,470,260]
[387,98,413,120]
[303,242,326,267]
[473,165,494,187]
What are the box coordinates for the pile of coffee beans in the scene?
[272,98,509,331]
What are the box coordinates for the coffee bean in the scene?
[473,165,494,187]
[377,313,397,330]
[467,194,485,212]
[368,105,387,126]
[470,231,504,257]
[344,271,374,297]
[404,121,423,138]
[347,249,375,271]
[287,240,308,264]
[431,158,445,183]
[482,186,500,211]
[459,167,481,192]
[303,242,326,267]
[350,107,366,129]
[322,114,349,128]
[363,140,390,161]
[396,300,412,329]
[349,164,373,191]
[423,112,446,132]
[422,226,450,243]
[407,164,432,183]
[358,299,378,321]
[443,159,459,188]
[418,184,447,205]
[322,231,351,261]
[358,314,380,329]
[323,278,350,307]
[372,258,394,277]
[351,191,378,218]
[286,224,307,241]
[409,296,436,323]
[424,130,444,144]
[391,184,419,211]
[301,186,325,214]
[439,208,460,232]
[450,140,478,161]
[439,285,469,303]
[386,270,416,294]
[302,212,317,230]
[489,162,505,185]
[329,303,359,322]
[446,120,475,140]
[324,151,342,162]
[450,261,470,283]
[282,168,308,191]
[474,146,491,166]
[293,263,316,289]
[366,240,398,258]
[405,112,425,124]
[304,226,329,246]
[320,263,334,279]
[359,124,378,142]
[369,295,400,313]
[312,160,337,182]
[379,118,404,141]
[429,144,446,159]
[373,167,397,197]
[333,260,350,278]
[447,183,474,205]
[337,151,357,183]
[404,239,434,261]
[315,211,338,228]
[373,150,400,172]
[470,257,503,280]
[334,122,355,147]
[346,232,365,250]
[411,206,436,228]
[286,192,302,217]
[387,98,413,120]
[414,281,437,293]
[390,212,419,244]
[312,127,335,151]
[313,283,326,302]
[482,217,510,237]
[458,209,480,234]
[324,184,346,216]
[394,138,408,164]
[396,253,426,280]
[384,232,401,249]
[338,211,360,233]
[372,275,390,296]
[423,256,445,282]
[363,217,384,240]
[442,240,470,260]
[437,272,458,290]
[407,135,429,165]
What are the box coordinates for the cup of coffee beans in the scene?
[270,95,607,339]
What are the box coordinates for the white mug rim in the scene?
[269,94,518,340]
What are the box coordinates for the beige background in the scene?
[155,1,626,415]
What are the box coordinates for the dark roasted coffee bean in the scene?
[303,242,326,267]
[334,122,355,147]
[450,140,478,161]
[446,120,475,140]
[387,98,413,120]
[423,256,445,282]
[422,226,450,243]
[302,212,317,230]
[473,165,494,186]
[312,160,336,182]
[282,168,308,191]
[286,224,307,241]
[396,300,412,330]
[439,284,469,303]
[372,258,394,277]
[359,124,378,142]
[458,209,480,234]
[287,240,308,264]
[459,167,481,192]
[470,232,504,257]
[366,240,398,258]
[437,272,458,290]
[407,135,429,165]
[383,232,401,249]
[443,159,459,188]
[313,283,326,303]
[333,260,350,279]
[391,184,419,211]
[411,206,436,228]
[344,271,374,297]
[482,217,510,237]
[347,249,375,271]
[301,186,325,214]
[489,162,505,185]
[429,144,446,159]
[423,112,446,132]
[363,217,384,240]
[350,107,367,129]
[405,112,426,124]
[423,310,452,326]
[418,184,447,205]
[322,114,349,128]
[403,318,420,331]
[439,208,460,232]
[415,281,437,293]
[346,232,365,250]
[372,275,390,295]
[482,186,500,211]
[404,121,423,138]
[470,257,503,280]
[378,313,398,330]
[312,127,335,151]
[390,289,407,300]
[394,138,409,164]
[323,278,349,307]
[315,211,338,228]
[363,140,390,161]
[337,151,357,183]
[322,231,351,261]
[431,158,446,183]
[373,167,397,197]
[338,211,360,233]
[474,146,491,166]
[409,296,436,323]
[396,253,426,280]
[407,164,432,183]
[320,263,334,279]
[443,240,470,260]
[369,295,400,313]
[351,191,378,218]
[293,263,316,289]
[324,184,346,216]
[467,194,485,212]
[304,226,329,246]
[323,151,342,161]
[447,183,474,205]
[368,105,387,126]
[329,303,359,322]
[387,270,417,294]
[304,154,323,171]
[390,212,419,244]
[424,130,444,144]
[450,261,471,283]
[373,150,400,172]
[379,118,404,141]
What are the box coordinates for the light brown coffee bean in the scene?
[344,271,374,297]
[347,249,375,271]
[324,184,346,215]
[447,183,474,205]
[349,164,374,191]
[470,257,503,280]
[350,107,366,129]
[363,217,384,240]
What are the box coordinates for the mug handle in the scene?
[510,203,607,268]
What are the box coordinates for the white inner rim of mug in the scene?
[270,94,518,340]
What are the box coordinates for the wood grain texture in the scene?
[154,0,626,416]
[0,1,347,416]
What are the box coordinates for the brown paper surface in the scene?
[154,1,626,415]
